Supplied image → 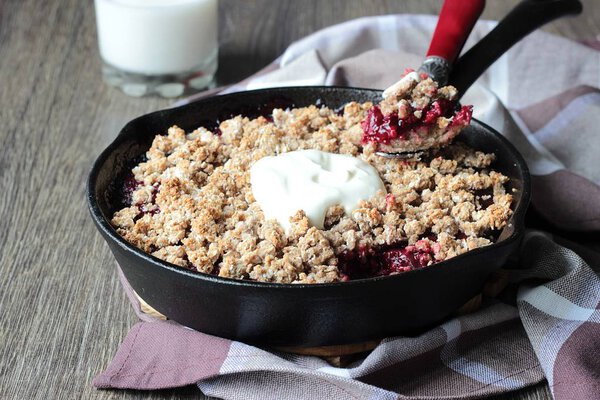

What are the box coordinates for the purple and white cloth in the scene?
[94,15,600,399]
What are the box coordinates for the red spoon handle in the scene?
[426,0,485,63]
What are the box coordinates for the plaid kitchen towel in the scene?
[94,15,600,399]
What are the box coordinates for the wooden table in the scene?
[1,0,598,398]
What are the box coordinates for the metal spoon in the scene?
[377,0,582,160]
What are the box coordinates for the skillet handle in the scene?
[449,0,583,97]
[419,0,485,85]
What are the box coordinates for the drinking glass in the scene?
[94,0,219,97]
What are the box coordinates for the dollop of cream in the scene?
[250,150,385,231]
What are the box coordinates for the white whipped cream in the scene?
[382,71,420,99]
[250,150,385,231]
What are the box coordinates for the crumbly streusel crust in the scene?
[112,102,513,284]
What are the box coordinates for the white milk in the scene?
[95,0,218,75]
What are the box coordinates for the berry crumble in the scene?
[111,92,512,284]
[364,70,473,153]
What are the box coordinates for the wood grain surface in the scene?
[1,0,598,399]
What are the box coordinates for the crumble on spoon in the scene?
[364,69,473,157]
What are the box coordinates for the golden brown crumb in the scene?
[111,103,513,283]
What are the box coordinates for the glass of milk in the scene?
[94,0,218,98]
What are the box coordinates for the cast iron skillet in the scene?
[87,0,580,347]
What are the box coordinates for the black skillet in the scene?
[87,0,581,347]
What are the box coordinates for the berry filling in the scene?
[338,237,439,280]
[473,187,495,210]
[360,106,404,143]
[120,172,161,219]
[451,104,473,127]
[361,100,472,145]
[121,174,141,208]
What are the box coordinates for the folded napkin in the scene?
[95,15,600,399]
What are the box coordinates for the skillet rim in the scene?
[86,86,531,291]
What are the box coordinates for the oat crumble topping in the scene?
[111,101,513,284]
